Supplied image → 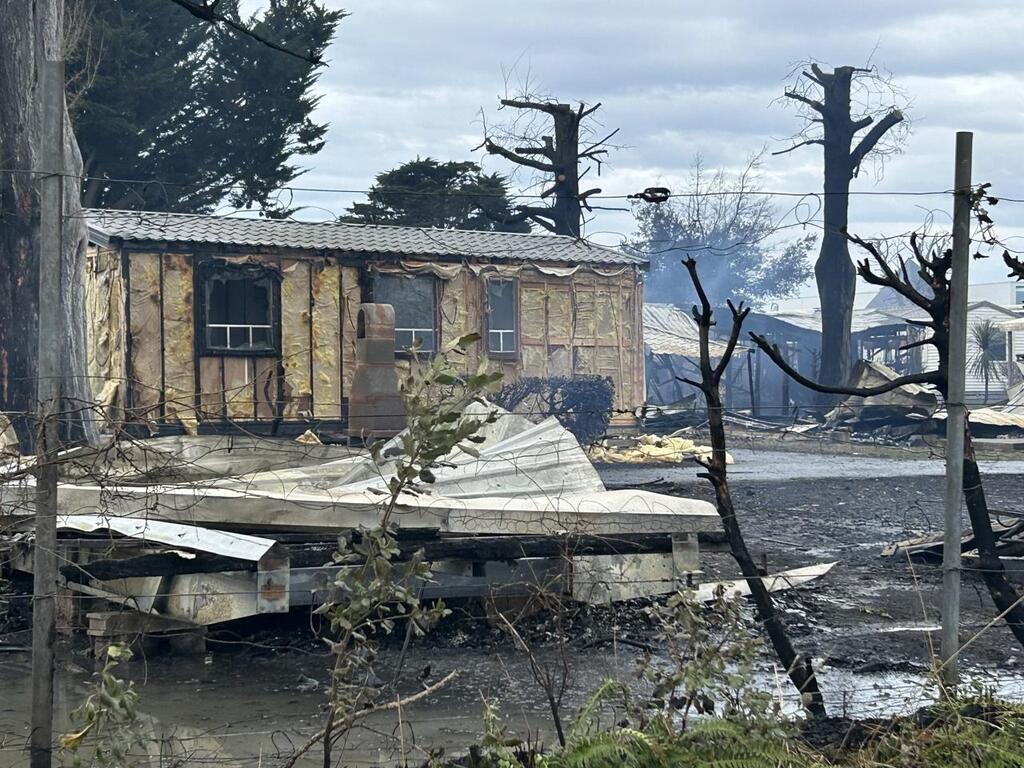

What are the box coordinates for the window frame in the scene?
[484,277,519,360]
[371,272,439,357]
[197,261,281,358]
[990,331,1009,362]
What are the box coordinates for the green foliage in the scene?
[475,591,826,768]
[638,585,778,727]
[968,318,1007,403]
[492,375,615,446]
[69,0,342,214]
[845,692,1024,768]
[627,158,815,309]
[318,333,502,743]
[344,157,530,232]
[60,644,147,767]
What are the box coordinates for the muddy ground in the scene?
[2,445,1024,765]
[611,470,1024,673]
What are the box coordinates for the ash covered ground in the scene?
[2,446,1023,765]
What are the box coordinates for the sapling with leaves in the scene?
[284,333,503,768]
[475,592,825,768]
[748,201,1024,651]
[675,257,826,717]
[60,644,147,768]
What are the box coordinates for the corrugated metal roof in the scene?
[84,208,644,266]
[643,303,737,358]
[751,307,930,334]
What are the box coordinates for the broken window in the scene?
[201,264,277,354]
[486,278,517,355]
[373,273,437,353]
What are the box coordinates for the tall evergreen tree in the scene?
[345,158,530,232]
[69,0,342,215]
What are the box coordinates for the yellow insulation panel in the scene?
[281,260,312,418]
[311,262,342,419]
[127,253,163,418]
[439,271,481,373]
[161,253,197,434]
[519,283,547,345]
[546,284,573,346]
[340,266,361,402]
[85,246,125,420]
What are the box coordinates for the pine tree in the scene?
[70,0,342,215]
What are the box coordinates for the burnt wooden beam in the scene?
[61,552,256,584]
[59,532,697,584]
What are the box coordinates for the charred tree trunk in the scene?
[817,130,856,399]
[0,0,94,450]
[679,258,827,718]
[779,64,905,400]
[751,230,1024,653]
[962,429,1024,643]
[481,99,609,237]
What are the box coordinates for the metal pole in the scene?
[941,130,972,691]
[30,58,64,768]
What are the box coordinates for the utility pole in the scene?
[941,130,972,691]
[30,58,64,768]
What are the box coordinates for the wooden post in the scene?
[30,59,64,768]
[746,350,756,412]
[941,130,972,690]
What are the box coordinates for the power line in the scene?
[1,166,1014,202]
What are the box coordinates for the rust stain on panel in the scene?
[253,357,278,420]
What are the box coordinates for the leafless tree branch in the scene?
[167,0,325,64]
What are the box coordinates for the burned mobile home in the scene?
[83,209,647,436]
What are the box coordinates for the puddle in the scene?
[597,450,1024,485]
[2,644,1023,766]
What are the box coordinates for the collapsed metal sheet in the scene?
[57,514,280,561]
[44,406,719,537]
[57,514,290,623]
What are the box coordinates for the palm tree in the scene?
[969,319,1007,403]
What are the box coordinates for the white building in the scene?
[769,278,1024,404]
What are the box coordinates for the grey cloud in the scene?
[268,0,1024,285]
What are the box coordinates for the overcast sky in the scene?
[255,0,1024,296]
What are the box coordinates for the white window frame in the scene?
[486,278,518,357]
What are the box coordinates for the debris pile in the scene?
[885,515,1024,576]
[827,360,939,433]
[589,434,733,465]
[0,404,725,634]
